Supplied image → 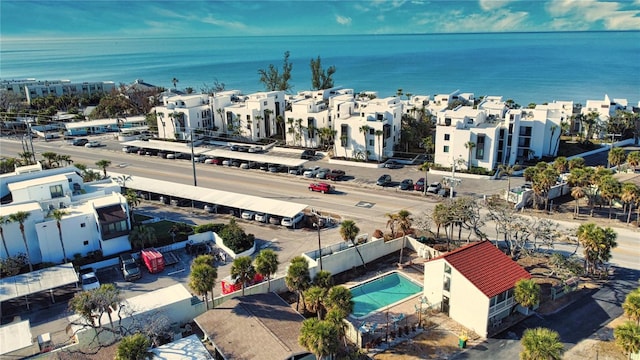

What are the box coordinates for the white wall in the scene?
[448,266,490,337]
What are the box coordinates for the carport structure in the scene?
[0,263,78,315]
[122,139,308,168]
[109,172,308,218]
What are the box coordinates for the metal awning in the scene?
[122,140,211,155]
[110,172,308,218]
[0,263,78,303]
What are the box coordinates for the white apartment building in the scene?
[433,96,566,171]
[0,165,131,265]
[154,90,285,141]
[0,79,116,104]
[581,94,629,139]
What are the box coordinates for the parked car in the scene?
[326,169,346,181]
[229,145,240,151]
[301,149,316,159]
[309,182,334,194]
[426,182,442,194]
[398,179,414,190]
[222,159,231,166]
[238,146,250,152]
[259,163,269,171]
[122,145,139,153]
[119,253,141,281]
[281,212,305,227]
[289,167,304,175]
[255,212,268,223]
[204,157,224,165]
[376,174,392,186]
[248,146,263,153]
[204,204,218,213]
[268,215,282,225]
[384,160,403,169]
[268,164,283,173]
[303,166,321,178]
[316,168,331,179]
[73,138,89,146]
[80,270,100,291]
[438,188,455,198]
[241,210,256,220]
[414,177,425,192]
[85,140,101,148]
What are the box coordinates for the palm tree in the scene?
[171,77,179,90]
[51,209,69,262]
[304,286,327,320]
[124,189,140,219]
[576,223,618,275]
[9,211,32,272]
[419,162,431,196]
[599,175,621,219]
[627,151,640,171]
[41,151,59,168]
[608,146,626,169]
[514,278,540,309]
[621,183,640,224]
[0,216,10,258]
[189,261,217,309]
[298,318,340,360]
[463,141,476,170]
[498,164,521,195]
[276,114,285,139]
[18,151,34,166]
[128,225,157,250]
[553,156,568,174]
[230,256,256,296]
[339,220,365,268]
[359,125,371,159]
[622,288,640,324]
[254,249,279,292]
[396,210,412,267]
[95,159,111,179]
[614,321,640,358]
[375,129,384,162]
[115,174,132,190]
[571,186,586,216]
[520,327,564,360]
[324,285,354,316]
[57,154,73,166]
[285,256,311,312]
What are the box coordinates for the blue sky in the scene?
[2,0,640,39]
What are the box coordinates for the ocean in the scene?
[1,31,639,105]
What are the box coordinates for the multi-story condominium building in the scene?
[433,96,566,171]
[154,90,285,141]
[0,79,116,104]
[581,94,629,139]
[332,94,403,161]
[155,93,213,140]
[0,164,131,266]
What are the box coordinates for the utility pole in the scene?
[314,214,323,271]
[190,129,197,187]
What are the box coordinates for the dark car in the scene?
[414,177,425,191]
[230,145,240,151]
[438,188,455,198]
[376,174,392,186]
[384,160,403,169]
[301,149,316,159]
[398,179,414,190]
[326,169,346,181]
[238,146,250,152]
[73,138,89,146]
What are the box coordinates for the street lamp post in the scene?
[313,214,323,271]
[190,129,197,187]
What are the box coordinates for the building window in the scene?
[443,276,451,291]
[340,124,349,147]
[444,134,450,141]
[443,145,449,153]
[369,139,374,146]
[80,223,86,228]
[369,128,375,135]
[50,185,64,198]
[476,135,485,159]
[444,263,451,274]
[83,240,89,246]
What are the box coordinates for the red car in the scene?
[308,182,334,194]
[414,177,425,191]
[326,169,346,181]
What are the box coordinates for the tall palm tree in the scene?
[51,209,69,262]
[9,211,32,272]
[254,249,279,292]
[298,318,340,360]
[129,225,157,250]
[622,288,640,324]
[627,151,640,171]
[419,161,431,196]
[396,210,413,266]
[285,256,311,312]
[520,327,564,360]
[115,174,132,190]
[464,141,476,170]
[608,146,626,169]
[359,125,371,159]
[0,216,10,258]
[304,286,327,320]
[571,186,586,216]
[95,159,111,179]
[498,164,521,195]
[189,261,217,309]
[576,223,618,275]
[621,183,640,224]
[599,175,621,219]
[375,129,384,162]
[230,256,256,296]
[41,151,59,168]
[171,77,179,90]
[340,220,365,268]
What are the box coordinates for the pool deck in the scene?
[343,254,482,356]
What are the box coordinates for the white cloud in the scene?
[479,0,515,11]
[436,8,531,33]
[546,0,640,30]
[336,15,352,25]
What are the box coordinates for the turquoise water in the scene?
[1,32,638,104]
[350,271,423,319]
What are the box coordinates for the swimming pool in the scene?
[349,271,423,319]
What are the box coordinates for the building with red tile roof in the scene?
[423,241,531,337]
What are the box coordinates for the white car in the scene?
[303,166,321,178]
[81,272,100,291]
[248,146,263,153]
[241,210,256,220]
[84,141,101,148]
[281,212,305,227]
[255,212,268,223]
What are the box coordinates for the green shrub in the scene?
[194,223,225,234]
[219,218,254,253]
